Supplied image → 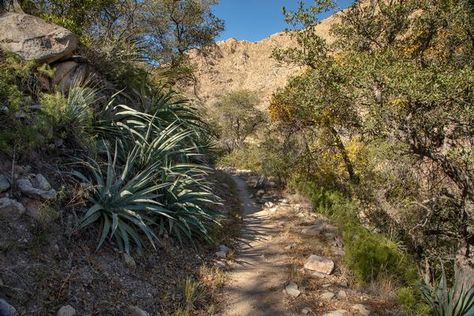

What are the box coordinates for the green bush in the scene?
[75,85,221,254]
[294,179,418,285]
[398,286,430,315]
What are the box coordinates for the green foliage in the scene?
[40,84,96,149]
[209,90,265,152]
[293,179,418,285]
[421,267,474,316]
[74,85,220,253]
[398,286,430,316]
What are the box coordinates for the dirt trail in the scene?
[218,171,396,316]
[222,175,295,316]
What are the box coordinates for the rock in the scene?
[323,310,352,316]
[123,253,136,269]
[34,174,52,191]
[0,197,26,219]
[256,189,265,196]
[129,306,151,316]
[0,299,18,316]
[312,271,328,278]
[352,304,370,316]
[304,255,335,274]
[320,291,335,300]
[219,244,231,253]
[264,201,274,208]
[285,282,301,298]
[52,61,91,91]
[216,250,227,258]
[57,305,76,316]
[338,290,347,299]
[0,174,10,192]
[302,307,313,314]
[17,175,57,200]
[0,13,78,64]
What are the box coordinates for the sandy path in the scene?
[221,175,295,316]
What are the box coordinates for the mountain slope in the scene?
[183,12,341,109]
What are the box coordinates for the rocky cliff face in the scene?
[182,12,341,110]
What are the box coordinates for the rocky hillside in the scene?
[182,11,341,109]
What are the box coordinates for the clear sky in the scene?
[213,0,355,42]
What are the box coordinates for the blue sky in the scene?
[213,0,355,42]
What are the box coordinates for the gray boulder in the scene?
[17,174,57,200]
[0,12,78,64]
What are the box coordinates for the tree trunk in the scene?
[330,127,359,184]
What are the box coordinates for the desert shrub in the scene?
[40,84,96,150]
[398,286,430,316]
[293,178,418,285]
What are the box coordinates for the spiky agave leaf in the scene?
[421,265,474,316]
[74,141,174,254]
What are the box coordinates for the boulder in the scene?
[0,299,18,316]
[304,255,334,275]
[0,174,10,192]
[0,197,25,220]
[57,305,76,316]
[52,60,91,91]
[0,12,78,64]
[17,174,57,200]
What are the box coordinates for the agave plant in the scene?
[421,266,474,316]
[73,142,171,254]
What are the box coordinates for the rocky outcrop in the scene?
[182,12,341,110]
[0,12,78,64]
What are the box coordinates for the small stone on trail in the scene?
[338,290,347,299]
[57,305,76,316]
[302,307,313,314]
[285,282,301,298]
[264,201,274,208]
[352,304,370,316]
[217,244,231,257]
[123,253,136,268]
[322,283,331,288]
[320,291,335,300]
[304,255,334,275]
[0,299,18,316]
